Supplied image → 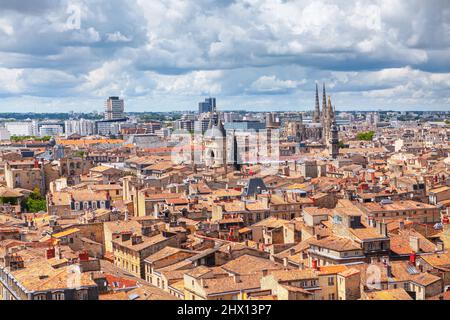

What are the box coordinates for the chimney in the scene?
[131,234,143,245]
[289,248,296,256]
[154,204,160,218]
[55,246,62,260]
[409,252,417,265]
[262,269,269,277]
[283,257,289,267]
[46,247,55,259]
[386,264,392,278]
[233,274,241,283]
[141,226,151,237]
[410,236,420,253]
[436,241,444,252]
[378,222,388,237]
[399,220,405,230]
[79,251,89,262]
[121,232,132,242]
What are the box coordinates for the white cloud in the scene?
[0,68,24,94]
[155,70,223,96]
[0,0,448,111]
[250,75,304,94]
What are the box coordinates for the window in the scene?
[328,277,334,286]
[34,294,46,300]
[76,290,88,300]
[52,292,65,300]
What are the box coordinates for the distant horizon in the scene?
[0,108,449,115]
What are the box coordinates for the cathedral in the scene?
[286,83,340,158]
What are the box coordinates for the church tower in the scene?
[329,118,339,159]
[322,84,327,124]
[313,83,321,123]
[204,111,228,175]
[325,96,334,140]
[321,84,328,142]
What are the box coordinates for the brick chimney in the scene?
[79,251,89,262]
[46,247,55,259]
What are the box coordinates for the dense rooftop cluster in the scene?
[0,107,449,301]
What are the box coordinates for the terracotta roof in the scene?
[309,236,361,252]
[269,269,318,282]
[364,288,413,300]
[221,254,282,275]
[201,274,261,296]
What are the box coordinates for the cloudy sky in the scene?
[0,0,449,113]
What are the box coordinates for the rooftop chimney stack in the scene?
[410,236,420,253]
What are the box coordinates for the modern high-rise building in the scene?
[39,124,63,137]
[224,112,241,123]
[105,96,125,120]
[0,125,10,141]
[65,119,96,137]
[5,122,34,137]
[194,119,211,134]
[198,98,216,114]
[174,119,195,132]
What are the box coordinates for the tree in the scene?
[356,131,375,141]
[338,141,346,148]
[24,188,47,213]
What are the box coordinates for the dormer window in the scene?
[52,292,65,300]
